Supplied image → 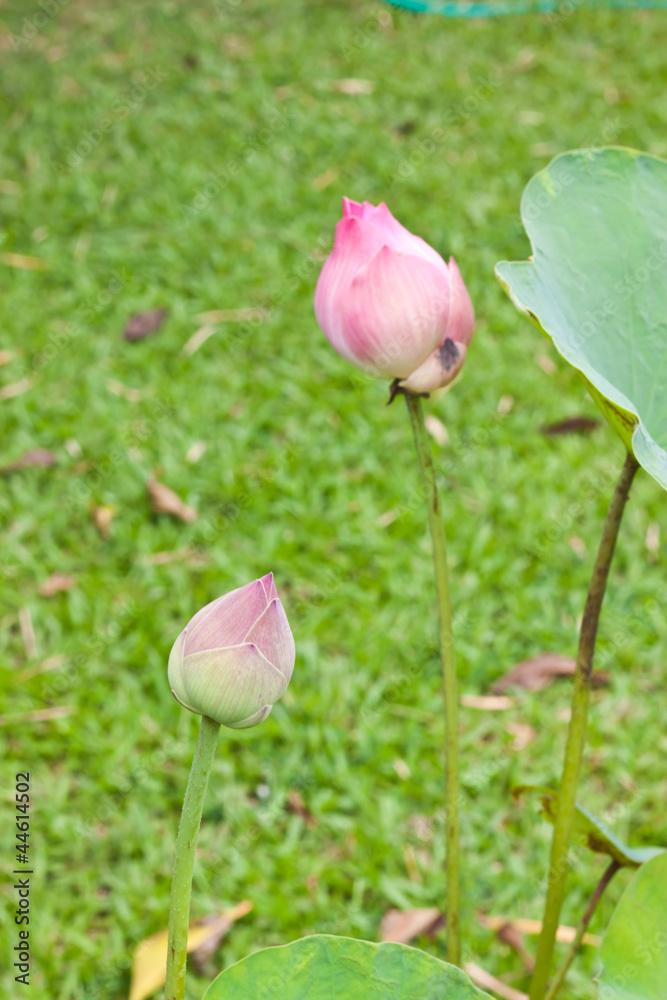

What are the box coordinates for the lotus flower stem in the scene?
[166,715,221,1000]
[530,451,639,1000]
[544,859,620,1000]
[405,392,461,966]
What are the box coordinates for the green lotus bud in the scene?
[168,573,295,729]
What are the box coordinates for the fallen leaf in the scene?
[38,573,75,597]
[1,251,48,270]
[536,353,556,374]
[479,913,600,946]
[313,168,339,191]
[495,921,535,971]
[18,607,36,658]
[107,379,145,402]
[465,963,528,1000]
[379,907,442,944]
[568,536,587,556]
[129,902,252,1000]
[0,349,14,366]
[286,789,317,828]
[0,377,36,401]
[424,415,449,446]
[492,653,609,694]
[506,722,537,751]
[393,758,411,779]
[333,78,374,95]
[377,509,398,527]
[0,705,76,726]
[461,694,515,711]
[195,308,267,324]
[497,394,514,414]
[147,479,197,523]
[123,308,168,341]
[541,416,600,435]
[16,654,67,682]
[0,448,56,474]
[182,325,216,357]
[92,505,116,537]
[646,522,660,554]
[186,441,208,464]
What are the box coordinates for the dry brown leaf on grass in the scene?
[16,654,67,682]
[491,653,609,694]
[286,789,317,828]
[506,722,537,752]
[195,307,267,324]
[495,921,535,972]
[107,379,145,402]
[541,416,600,436]
[424,414,449,446]
[313,168,339,191]
[0,448,56,475]
[147,478,197,523]
[0,705,76,726]
[379,907,443,944]
[465,963,528,1000]
[1,251,48,270]
[332,78,374,95]
[479,913,600,947]
[123,308,168,341]
[92,505,116,537]
[461,694,515,711]
[0,377,36,401]
[38,573,75,597]
[129,902,253,1000]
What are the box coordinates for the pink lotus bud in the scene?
[314,198,474,393]
[168,573,295,729]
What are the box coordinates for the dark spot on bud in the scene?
[438,338,459,371]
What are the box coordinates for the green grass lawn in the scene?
[1,1,667,997]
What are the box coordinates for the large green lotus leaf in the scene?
[598,852,667,999]
[202,934,490,1000]
[514,785,665,868]
[496,147,667,491]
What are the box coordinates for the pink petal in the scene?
[185,579,267,654]
[338,246,450,378]
[259,572,278,602]
[182,643,287,727]
[341,198,449,275]
[315,216,391,362]
[399,341,468,394]
[243,598,295,681]
[446,258,475,347]
[168,628,198,713]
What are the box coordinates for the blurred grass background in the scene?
[1,1,666,997]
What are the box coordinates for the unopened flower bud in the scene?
[168,573,295,729]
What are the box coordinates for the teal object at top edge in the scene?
[385,0,667,18]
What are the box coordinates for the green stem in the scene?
[544,860,620,1000]
[165,715,221,1000]
[530,451,639,1000]
[405,393,461,966]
